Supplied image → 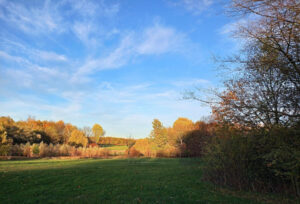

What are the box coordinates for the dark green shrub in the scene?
[203,124,300,197]
[32,144,40,156]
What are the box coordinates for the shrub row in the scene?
[203,125,300,197]
[1,142,125,158]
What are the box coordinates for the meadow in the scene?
[0,158,293,204]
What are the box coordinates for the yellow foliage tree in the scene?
[68,129,88,147]
[92,123,104,143]
[172,117,194,145]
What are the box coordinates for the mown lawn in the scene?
[0,158,292,203]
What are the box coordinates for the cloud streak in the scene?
[72,23,190,82]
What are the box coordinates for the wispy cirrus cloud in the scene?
[0,0,120,47]
[36,50,67,62]
[71,23,191,82]
[169,0,214,15]
[0,0,64,34]
[137,24,186,55]
[68,0,120,46]
[171,78,211,87]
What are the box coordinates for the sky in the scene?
[0,0,240,138]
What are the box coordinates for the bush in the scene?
[11,144,23,156]
[125,147,142,157]
[39,142,48,157]
[0,144,11,156]
[23,142,31,157]
[182,129,212,157]
[32,144,39,156]
[203,124,300,197]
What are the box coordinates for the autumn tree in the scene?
[132,138,152,157]
[63,123,76,143]
[172,117,194,145]
[68,129,88,147]
[150,119,168,148]
[229,0,300,82]
[198,0,300,196]
[219,0,300,126]
[0,123,12,156]
[44,124,61,144]
[92,123,105,143]
[56,120,65,141]
[188,0,300,128]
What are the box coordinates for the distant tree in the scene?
[68,129,88,147]
[172,118,194,145]
[63,124,76,143]
[92,124,105,143]
[150,119,168,148]
[44,125,61,144]
[0,124,8,144]
[132,138,152,157]
[55,120,65,140]
[83,126,93,137]
[126,135,135,149]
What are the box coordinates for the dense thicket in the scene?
[202,0,300,197]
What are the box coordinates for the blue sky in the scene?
[0,0,240,138]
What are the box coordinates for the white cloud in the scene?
[218,18,250,53]
[171,78,211,87]
[71,23,189,82]
[0,38,68,63]
[35,50,67,61]
[72,21,98,45]
[67,0,120,46]
[219,19,247,35]
[0,50,30,64]
[169,0,214,15]
[183,0,213,14]
[0,0,64,34]
[68,0,119,18]
[4,69,33,88]
[137,24,185,55]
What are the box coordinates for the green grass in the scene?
[101,145,128,150]
[0,158,293,203]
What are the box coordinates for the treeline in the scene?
[129,118,216,158]
[0,116,135,156]
[98,137,135,146]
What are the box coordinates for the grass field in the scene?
[0,158,293,203]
